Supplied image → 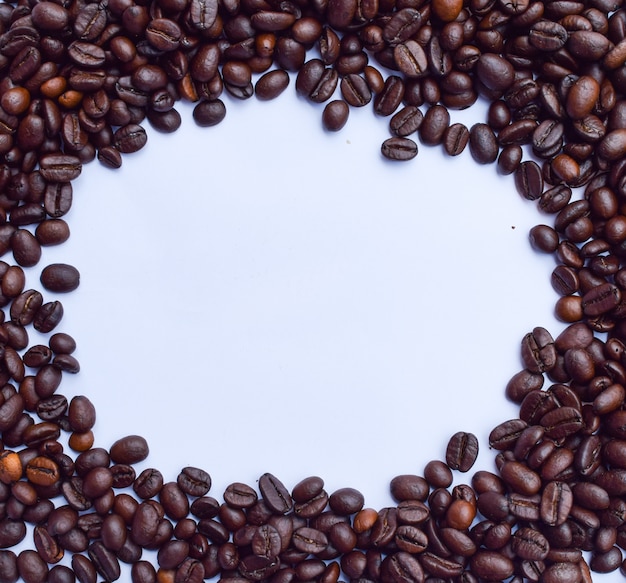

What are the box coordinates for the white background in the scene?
[19,81,622,580]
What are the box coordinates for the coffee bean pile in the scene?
[0,0,625,580]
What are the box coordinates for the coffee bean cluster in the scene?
[0,0,625,580]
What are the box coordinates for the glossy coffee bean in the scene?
[40,264,80,293]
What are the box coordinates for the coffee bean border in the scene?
[0,0,623,581]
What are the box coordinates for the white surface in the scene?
[54,87,560,500]
[22,81,621,579]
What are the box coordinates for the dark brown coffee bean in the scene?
[419,552,463,578]
[34,220,70,247]
[328,488,364,515]
[390,106,423,137]
[259,473,293,514]
[11,230,41,268]
[192,100,226,128]
[67,396,96,433]
[515,160,544,200]
[469,123,498,164]
[293,526,328,553]
[382,9,423,46]
[381,551,424,583]
[476,53,515,91]
[445,431,479,472]
[10,290,43,326]
[489,419,528,450]
[381,137,418,161]
[109,435,149,464]
[88,540,120,582]
[176,466,211,497]
[373,76,405,116]
[340,74,372,107]
[541,481,574,526]
[582,283,621,316]
[322,101,349,132]
[39,154,82,182]
[443,123,469,156]
[419,105,450,145]
[469,551,515,581]
[39,264,80,294]
[255,70,289,101]
[113,124,147,154]
[33,301,63,333]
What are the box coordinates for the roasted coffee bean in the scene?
[0,518,27,548]
[88,540,120,582]
[33,301,63,333]
[113,124,147,154]
[255,70,290,101]
[489,419,528,450]
[259,473,293,514]
[177,466,211,497]
[109,435,149,464]
[293,526,328,553]
[381,551,424,583]
[328,488,364,515]
[34,220,70,247]
[373,76,405,116]
[476,53,515,92]
[390,475,429,502]
[193,100,227,127]
[381,137,418,161]
[322,101,349,131]
[419,105,450,145]
[515,161,544,200]
[446,431,479,472]
[39,155,82,182]
[424,460,453,487]
[11,230,41,268]
[10,290,43,326]
[443,123,469,156]
[390,106,423,137]
[521,327,557,373]
[340,74,372,107]
[469,551,515,580]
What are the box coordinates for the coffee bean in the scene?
[177,466,211,497]
[40,264,80,293]
[443,123,469,156]
[469,551,515,580]
[39,154,82,182]
[259,473,293,514]
[113,124,147,154]
[515,160,544,200]
[419,105,450,145]
[255,70,290,101]
[109,435,149,464]
[193,100,227,127]
[381,137,418,161]
[445,431,479,472]
[292,527,328,553]
[373,76,405,116]
[322,100,349,131]
[469,123,498,164]
[11,230,42,268]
